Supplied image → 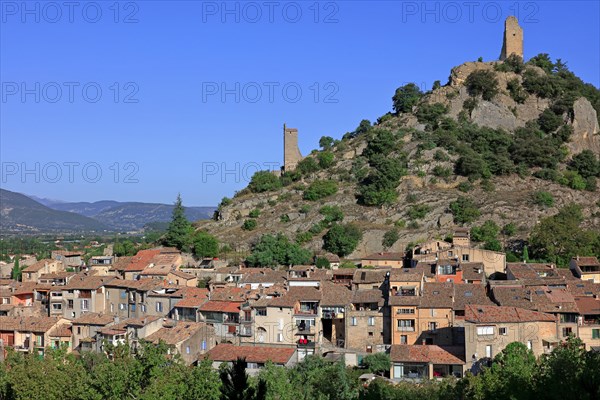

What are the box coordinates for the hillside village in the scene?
[1,234,599,380]
[1,15,600,398]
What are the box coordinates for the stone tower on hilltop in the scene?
[500,16,523,60]
[283,124,303,172]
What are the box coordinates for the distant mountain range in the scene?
[0,189,215,234]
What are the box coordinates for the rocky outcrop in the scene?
[568,97,600,155]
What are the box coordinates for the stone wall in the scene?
[283,124,303,172]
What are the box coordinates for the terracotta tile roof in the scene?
[238,270,287,285]
[39,272,76,280]
[465,304,555,323]
[145,321,212,345]
[22,259,55,273]
[390,345,465,364]
[574,297,600,315]
[419,282,454,309]
[453,283,494,311]
[64,274,115,290]
[363,252,404,261]
[267,286,322,308]
[571,257,600,267]
[461,263,485,281]
[0,316,63,332]
[332,269,355,276]
[389,295,421,307]
[72,313,116,326]
[48,324,72,337]
[352,289,384,306]
[352,269,388,284]
[11,282,37,295]
[209,287,248,302]
[568,281,600,297]
[413,262,435,278]
[111,256,133,272]
[124,250,161,272]
[169,270,197,280]
[320,282,352,306]
[205,344,295,364]
[52,250,82,257]
[199,300,242,313]
[389,268,423,282]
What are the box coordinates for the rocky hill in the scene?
[197,55,600,260]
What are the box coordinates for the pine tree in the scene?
[163,194,193,251]
[11,258,21,281]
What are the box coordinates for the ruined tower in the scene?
[500,16,523,60]
[283,124,303,172]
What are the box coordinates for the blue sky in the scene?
[1,0,598,206]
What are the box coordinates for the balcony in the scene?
[294,308,317,316]
[397,326,415,332]
[297,339,316,348]
[296,325,316,335]
[240,316,254,324]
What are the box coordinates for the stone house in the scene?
[205,343,297,373]
[361,252,404,268]
[570,256,600,283]
[345,289,389,352]
[390,344,465,380]
[21,259,64,283]
[464,304,556,369]
[0,316,72,359]
[60,274,115,319]
[71,312,116,352]
[145,320,215,365]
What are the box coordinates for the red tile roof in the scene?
[363,252,404,261]
[390,345,465,364]
[574,296,600,315]
[206,344,295,364]
[124,250,161,272]
[198,300,242,313]
[465,304,555,323]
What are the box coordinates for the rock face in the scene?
[569,97,600,155]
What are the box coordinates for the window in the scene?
[130,304,136,312]
[120,290,126,299]
[106,291,110,299]
[81,299,89,310]
[119,303,126,310]
[186,346,190,354]
[527,340,533,350]
[277,333,283,342]
[462,254,470,262]
[397,319,415,331]
[156,302,163,313]
[368,316,375,326]
[428,322,437,331]
[430,309,436,317]
[397,308,415,314]
[351,317,357,326]
[400,335,407,344]
[67,300,74,309]
[368,332,373,337]
[592,329,600,339]
[256,308,267,316]
[52,303,62,311]
[499,327,507,336]
[562,327,573,337]
[141,304,146,313]
[485,345,492,358]
[560,314,577,323]
[477,326,494,335]
[110,304,114,313]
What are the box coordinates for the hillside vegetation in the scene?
[198,54,600,265]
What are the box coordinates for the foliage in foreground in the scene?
[0,338,599,400]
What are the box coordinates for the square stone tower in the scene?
[499,16,523,60]
[283,124,303,172]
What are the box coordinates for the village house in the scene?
[0,316,72,359]
[138,252,183,280]
[167,270,198,287]
[573,296,600,349]
[145,320,215,365]
[345,289,389,353]
[97,315,163,353]
[88,256,115,276]
[464,304,557,370]
[60,274,115,319]
[71,312,116,352]
[21,259,64,283]
[389,344,465,380]
[122,249,161,280]
[361,252,404,268]
[205,343,297,374]
[570,256,600,283]
[51,250,83,269]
